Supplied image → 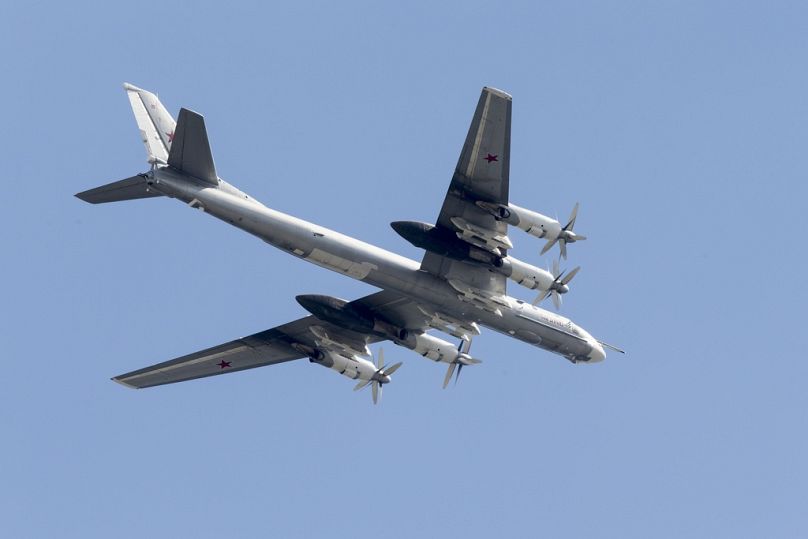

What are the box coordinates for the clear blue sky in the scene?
[2,1,807,537]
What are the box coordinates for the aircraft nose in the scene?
[588,342,606,363]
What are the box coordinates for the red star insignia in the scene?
[166,131,175,143]
[484,153,498,163]
[217,360,232,369]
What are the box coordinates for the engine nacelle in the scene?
[316,349,376,381]
[477,201,561,240]
[399,332,463,364]
[508,204,561,239]
[495,256,555,291]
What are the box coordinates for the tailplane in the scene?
[75,83,220,204]
[75,174,160,204]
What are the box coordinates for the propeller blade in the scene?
[552,291,562,310]
[532,290,549,306]
[372,381,379,404]
[460,337,472,355]
[455,363,464,385]
[383,361,403,376]
[564,202,579,230]
[376,348,384,370]
[561,266,581,285]
[443,363,457,389]
[559,239,568,260]
[541,238,558,256]
[354,379,371,392]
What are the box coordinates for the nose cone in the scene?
[587,341,606,363]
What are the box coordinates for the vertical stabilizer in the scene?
[124,83,177,164]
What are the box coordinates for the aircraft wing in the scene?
[421,87,512,294]
[113,291,432,389]
[350,289,432,330]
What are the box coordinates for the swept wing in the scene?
[421,87,513,294]
[113,291,431,389]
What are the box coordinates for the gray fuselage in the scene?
[149,169,605,363]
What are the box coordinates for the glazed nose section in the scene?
[588,341,606,363]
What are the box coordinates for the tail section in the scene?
[167,108,218,185]
[125,83,217,183]
[75,83,220,204]
[75,174,160,204]
[124,83,176,164]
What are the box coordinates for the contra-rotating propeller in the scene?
[540,202,587,260]
[353,348,403,405]
[443,338,482,389]
[532,259,581,310]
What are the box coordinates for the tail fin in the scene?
[75,84,219,204]
[124,83,176,164]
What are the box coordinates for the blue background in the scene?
[2,1,806,537]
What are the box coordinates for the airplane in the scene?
[76,83,623,404]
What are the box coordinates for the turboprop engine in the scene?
[495,256,555,291]
[404,332,482,388]
[389,221,580,309]
[495,256,580,310]
[476,201,587,259]
[290,338,401,405]
[295,294,482,387]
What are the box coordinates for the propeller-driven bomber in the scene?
[77,84,623,404]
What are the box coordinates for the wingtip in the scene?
[112,377,139,389]
[75,191,94,203]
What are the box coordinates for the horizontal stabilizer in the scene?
[75,175,162,204]
[167,108,218,185]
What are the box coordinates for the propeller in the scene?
[353,348,403,405]
[540,202,587,260]
[532,258,581,310]
[442,338,482,389]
